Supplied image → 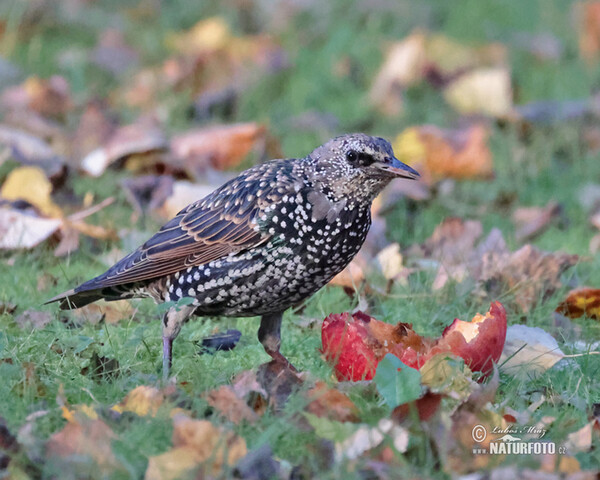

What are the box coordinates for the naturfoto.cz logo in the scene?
[471,424,566,455]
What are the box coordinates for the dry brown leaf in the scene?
[80,120,167,176]
[577,1,600,62]
[71,300,136,325]
[1,75,71,118]
[204,386,259,424]
[306,382,359,423]
[256,359,303,411]
[170,122,266,171]
[46,418,122,474]
[369,31,508,116]
[512,201,561,242]
[444,67,512,117]
[53,226,80,257]
[478,244,578,312]
[145,414,247,480]
[70,101,116,163]
[1,166,62,217]
[556,287,600,320]
[423,217,483,290]
[394,124,493,181]
[111,386,164,417]
[0,208,61,250]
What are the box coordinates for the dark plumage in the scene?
[47,133,419,379]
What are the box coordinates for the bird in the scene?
[46,133,419,380]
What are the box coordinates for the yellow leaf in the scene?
[145,415,247,480]
[444,67,512,117]
[557,287,600,320]
[166,17,231,55]
[111,386,164,417]
[61,404,99,422]
[394,125,493,181]
[1,166,62,217]
[394,127,427,166]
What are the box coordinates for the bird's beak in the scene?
[375,157,420,180]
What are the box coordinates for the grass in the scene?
[2,0,600,477]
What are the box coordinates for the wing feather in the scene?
[73,159,298,292]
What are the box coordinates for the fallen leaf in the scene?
[166,17,231,55]
[444,67,512,117]
[0,124,62,168]
[394,125,493,182]
[111,386,164,417]
[556,287,600,320]
[1,75,71,118]
[512,201,562,242]
[46,417,123,475]
[145,414,247,480]
[564,422,594,453]
[499,325,565,379]
[422,217,483,290]
[369,31,427,115]
[71,299,136,325]
[335,419,408,461]
[577,1,600,62]
[80,119,167,176]
[477,244,578,312]
[256,359,303,411]
[373,354,422,409]
[70,101,116,163]
[0,208,61,250]
[204,386,259,424]
[170,122,266,171]
[14,309,52,329]
[375,243,407,282]
[1,166,62,217]
[306,382,359,423]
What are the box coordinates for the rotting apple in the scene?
[321,302,507,381]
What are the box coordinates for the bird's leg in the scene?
[161,304,196,381]
[258,312,296,372]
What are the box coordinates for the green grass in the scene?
[1,0,600,477]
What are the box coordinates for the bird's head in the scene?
[306,133,420,203]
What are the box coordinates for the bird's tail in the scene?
[44,288,129,309]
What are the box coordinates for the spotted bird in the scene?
[47,134,420,379]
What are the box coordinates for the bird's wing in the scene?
[75,160,299,291]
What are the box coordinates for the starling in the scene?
[47,134,419,379]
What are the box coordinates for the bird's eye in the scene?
[346,150,358,163]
